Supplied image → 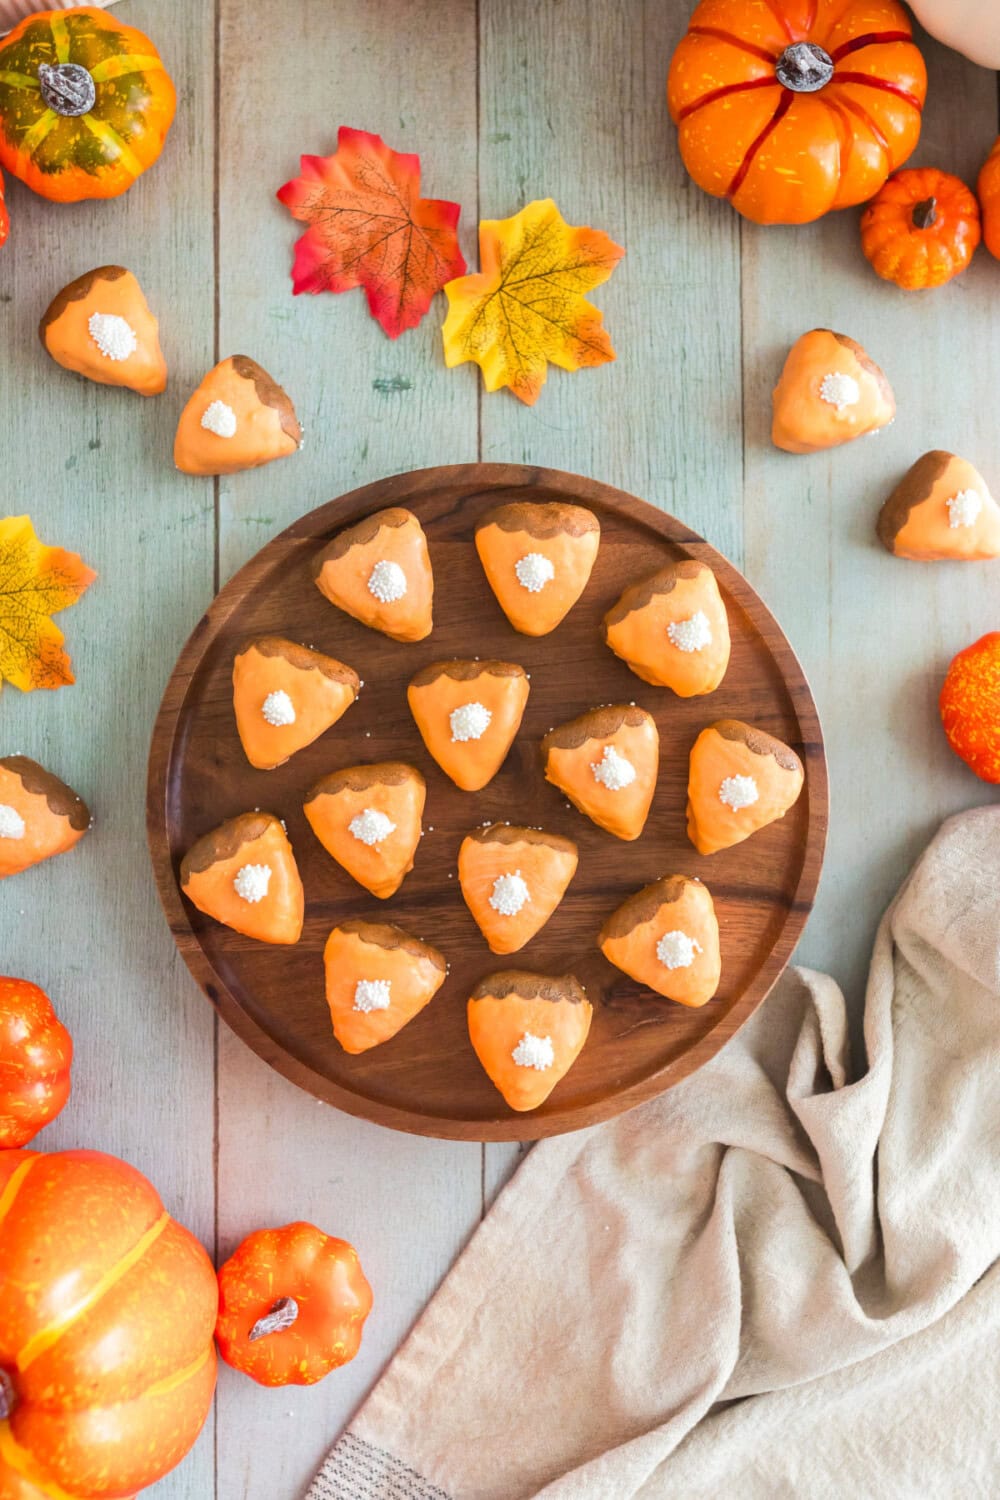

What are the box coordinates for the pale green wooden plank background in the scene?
[0,4,997,1498]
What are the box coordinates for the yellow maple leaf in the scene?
[0,515,96,693]
[441,198,625,406]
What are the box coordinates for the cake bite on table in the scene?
[233,637,360,770]
[0,756,90,880]
[180,812,304,944]
[40,265,167,396]
[771,329,895,454]
[407,659,529,790]
[458,823,578,954]
[467,970,592,1112]
[541,704,658,840]
[323,920,446,1054]
[599,875,721,1007]
[313,507,434,642]
[474,499,600,635]
[304,762,425,899]
[603,559,730,695]
[175,356,301,475]
[877,451,1000,561]
[687,720,804,856]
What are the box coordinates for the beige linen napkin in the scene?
[310,807,1000,1499]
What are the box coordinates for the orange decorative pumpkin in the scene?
[667,0,927,225]
[0,7,176,203]
[940,632,1000,783]
[0,1148,217,1498]
[977,137,1000,262]
[0,978,72,1149]
[215,1221,373,1388]
[861,168,981,289]
[0,166,8,247]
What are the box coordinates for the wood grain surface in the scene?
[148,465,826,1140]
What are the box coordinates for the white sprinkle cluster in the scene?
[590,744,636,791]
[349,808,397,846]
[88,312,137,362]
[233,863,272,903]
[0,803,26,840]
[261,689,296,727]
[511,1032,554,1071]
[489,870,530,917]
[719,774,759,811]
[201,399,238,438]
[514,552,555,593]
[947,489,983,529]
[354,978,391,1013]
[451,701,492,742]
[368,559,408,604]
[818,372,859,409]
[656,930,703,970]
[667,610,713,654]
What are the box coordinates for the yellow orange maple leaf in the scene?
[441,198,625,406]
[0,515,96,693]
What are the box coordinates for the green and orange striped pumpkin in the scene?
[0,7,175,203]
[0,1148,217,1499]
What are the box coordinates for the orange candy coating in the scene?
[940,632,1000,783]
[40,265,167,396]
[467,972,592,1112]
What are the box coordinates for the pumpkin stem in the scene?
[0,1368,16,1421]
[775,41,834,93]
[912,196,938,230]
[248,1296,299,1342]
[37,62,96,118]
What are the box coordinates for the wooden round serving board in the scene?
[147,465,827,1141]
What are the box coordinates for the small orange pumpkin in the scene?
[667,0,927,225]
[977,136,1000,261]
[861,167,981,289]
[215,1221,373,1387]
[0,978,72,1149]
[0,7,176,203]
[0,166,8,247]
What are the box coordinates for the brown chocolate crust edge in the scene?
[312,508,420,574]
[470,970,588,1005]
[876,451,954,552]
[39,265,129,342]
[230,356,302,444]
[464,823,578,856]
[305,761,424,802]
[180,811,280,881]
[0,756,90,830]
[598,875,702,945]
[476,500,600,540]
[237,635,360,688]
[408,658,527,689]
[542,703,653,754]
[602,561,712,632]
[336,918,446,971]
[713,719,803,775]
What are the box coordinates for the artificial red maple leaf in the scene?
[276,127,466,339]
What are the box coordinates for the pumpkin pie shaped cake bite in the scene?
[233,636,360,771]
[772,330,895,454]
[542,704,658,841]
[474,500,600,635]
[687,720,804,856]
[175,356,301,476]
[877,451,1000,562]
[313,507,433,643]
[323,919,446,1054]
[408,659,529,791]
[304,762,425,899]
[180,812,303,944]
[458,823,578,954]
[0,756,90,880]
[40,265,167,395]
[603,560,730,696]
[599,875,721,1008]
[467,970,592,1112]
